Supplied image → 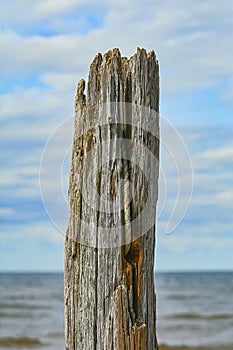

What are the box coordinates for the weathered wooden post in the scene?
[64,48,160,349]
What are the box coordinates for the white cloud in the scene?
[1,0,233,271]
[0,31,90,77]
[35,0,86,19]
[200,146,233,162]
[0,1,35,24]
[158,127,233,238]
[0,85,74,121]
[40,72,78,91]
[12,222,64,243]
[0,207,15,217]
[0,0,86,24]
[1,0,233,96]
[0,168,40,200]
[191,144,233,204]
[158,230,233,254]
[100,0,233,94]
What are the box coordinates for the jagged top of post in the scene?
[75,47,159,112]
[91,47,157,63]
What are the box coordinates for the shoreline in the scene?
[159,345,233,350]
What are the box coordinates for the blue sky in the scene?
[0,0,232,271]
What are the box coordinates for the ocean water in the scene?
[0,273,64,350]
[156,272,233,349]
[0,272,232,349]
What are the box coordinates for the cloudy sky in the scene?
[0,0,232,272]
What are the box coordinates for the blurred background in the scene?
[1,0,233,272]
[0,1,233,349]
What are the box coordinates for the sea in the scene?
[0,272,232,350]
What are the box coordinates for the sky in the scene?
[0,0,233,272]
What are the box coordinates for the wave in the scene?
[47,331,64,338]
[0,311,47,319]
[0,337,44,347]
[166,294,200,300]
[168,313,233,320]
[0,303,51,310]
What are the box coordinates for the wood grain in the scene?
[64,48,160,350]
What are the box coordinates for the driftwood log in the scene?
[64,48,160,349]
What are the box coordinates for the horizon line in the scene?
[0,268,233,274]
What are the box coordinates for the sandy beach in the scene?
[160,345,233,350]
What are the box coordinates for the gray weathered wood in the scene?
[64,48,160,349]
